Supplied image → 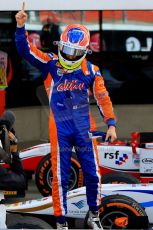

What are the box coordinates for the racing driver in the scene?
[15,3,117,230]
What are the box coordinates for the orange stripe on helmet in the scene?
[49,109,63,216]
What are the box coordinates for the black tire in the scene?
[102,172,140,184]
[7,214,53,229]
[84,194,149,230]
[35,153,80,196]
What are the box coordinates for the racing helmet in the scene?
[58,24,90,70]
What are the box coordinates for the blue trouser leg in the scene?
[75,131,101,211]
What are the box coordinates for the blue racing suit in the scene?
[15,26,116,223]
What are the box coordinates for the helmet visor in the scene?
[59,42,86,57]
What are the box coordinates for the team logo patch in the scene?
[98,79,104,88]
[57,68,64,76]
[97,92,107,99]
[57,79,84,91]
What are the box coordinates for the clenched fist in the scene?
[15,1,28,28]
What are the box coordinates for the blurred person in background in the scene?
[0,49,13,116]
[0,110,26,229]
[40,17,61,53]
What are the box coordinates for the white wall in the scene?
[91,104,153,140]
[11,105,153,145]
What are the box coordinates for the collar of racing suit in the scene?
[63,66,81,74]
[58,58,90,76]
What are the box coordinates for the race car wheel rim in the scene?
[68,165,78,190]
[47,165,78,191]
[100,210,128,229]
[46,168,52,188]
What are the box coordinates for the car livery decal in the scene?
[72,200,86,209]
[114,189,153,208]
[101,165,139,172]
[115,189,153,195]
[115,153,128,165]
[141,200,153,208]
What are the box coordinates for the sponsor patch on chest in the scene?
[57,79,84,91]
[57,68,64,76]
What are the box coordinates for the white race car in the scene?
[3,131,153,197]
[6,183,152,229]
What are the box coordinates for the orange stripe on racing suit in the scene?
[91,64,116,124]
[44,73,53,98]
[27,35,53,63]
[82,62,97,131]
[15,28,56,74]
[89,111,96,131]
[45,73,65,216]
[87,88,97,131]
[26,31,55,61]
[49,109,65,217]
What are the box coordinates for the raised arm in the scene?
[15,1,27,28]
[15,2,53,75]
